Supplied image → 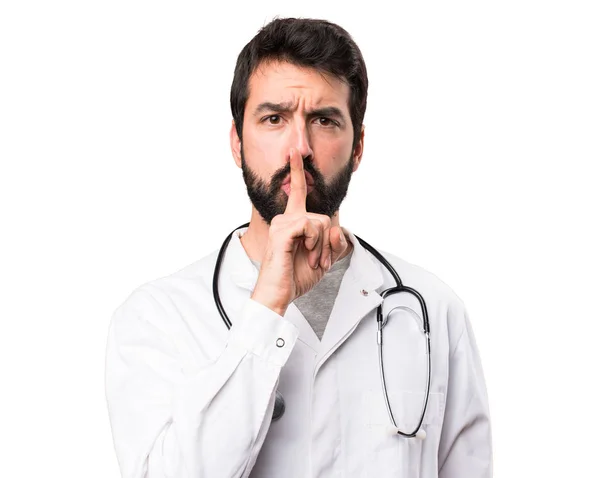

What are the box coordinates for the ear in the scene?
[230,120,242,168]
[351,124,365,172]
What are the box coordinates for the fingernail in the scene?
[325,255,331,271]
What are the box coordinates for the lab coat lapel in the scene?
[227,227,321,351]
[225,226,386,362]
[314,227,384,374]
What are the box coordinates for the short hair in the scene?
[230,17,368,150]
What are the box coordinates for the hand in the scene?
[250,148,350,316]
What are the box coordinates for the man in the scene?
[105,17,492,477]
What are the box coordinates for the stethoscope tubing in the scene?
[212,223,432,434]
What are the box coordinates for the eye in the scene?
[264,115,281,125]
[316,117,337,127]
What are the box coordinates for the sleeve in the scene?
[438,304,493,478]
[105,289,299,478]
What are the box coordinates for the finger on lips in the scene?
[284,148,307,214]
[285,148,342,273]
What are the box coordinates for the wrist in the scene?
[250,290,288,317]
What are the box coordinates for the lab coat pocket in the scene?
[362,389,445,477]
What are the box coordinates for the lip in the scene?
[282,183,314,195]
[282,171,314,187]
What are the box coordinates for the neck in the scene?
[240,207,353,264]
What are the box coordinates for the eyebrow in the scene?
[253,102,346,122]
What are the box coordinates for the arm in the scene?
[438,305,493,477]
[105,288,298,478]
[104,148,345,478]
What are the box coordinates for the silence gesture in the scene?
[251,148,350,316]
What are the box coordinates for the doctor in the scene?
[105,17,492,478]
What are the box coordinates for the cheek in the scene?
[313,135,352,171]
[243,132,288,176]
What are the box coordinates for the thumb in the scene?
[330,226,348,263]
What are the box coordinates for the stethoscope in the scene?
[213,222,432,439]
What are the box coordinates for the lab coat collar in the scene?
[228,226,260,291]
[228,225,385,362]
[315,226,385,370]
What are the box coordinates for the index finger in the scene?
[284,147,307,214]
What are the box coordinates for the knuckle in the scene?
[311,213,330,227]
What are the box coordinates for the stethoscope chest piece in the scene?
[213,223,431,432]
[273,390,285,421]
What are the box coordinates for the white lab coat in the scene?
[105,226,492,478]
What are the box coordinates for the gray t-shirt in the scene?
[250,250,353,340]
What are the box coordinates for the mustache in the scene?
[271,159,320,189]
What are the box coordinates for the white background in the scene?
[1,0,598,476]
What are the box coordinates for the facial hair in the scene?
[240,147,355,225]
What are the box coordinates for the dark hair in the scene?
[230,17,368,150]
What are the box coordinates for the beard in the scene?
[240,147,355,225]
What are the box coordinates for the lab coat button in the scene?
[361,289,369,296]
[276,338,285,347]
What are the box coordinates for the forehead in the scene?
[246,60,351,111]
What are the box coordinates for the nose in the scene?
[290,122,314,162]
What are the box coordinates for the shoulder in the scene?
[371,247,469,346]
[111,247,220,326]
[375,248,464,307]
